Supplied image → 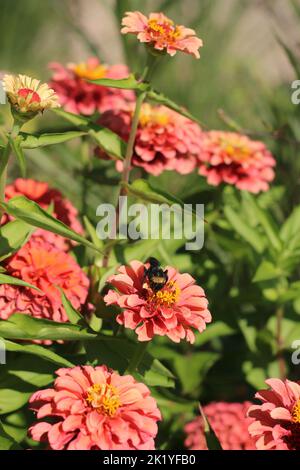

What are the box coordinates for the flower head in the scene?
[104,260,211,343]
[3,74,59,119]
[49,57,134,115]
[121,12,203,58]
[0,238,89,323]
[248,378,300,450]
[2,178,83,251]
[98,103,203,176]
[185,402,256,450]
[198,131,276,193]
[29,365,161,450]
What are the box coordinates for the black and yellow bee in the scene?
[144,257,168,292]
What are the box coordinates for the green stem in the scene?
[0,122,20,217]
[102,60,156,268]
[126,342,149,374]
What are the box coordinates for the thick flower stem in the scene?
[0,122,20,217]
[126,341,149,374]
[102,58,156,268]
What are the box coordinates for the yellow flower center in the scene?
[73,62,107,80]
[219,136,251,162]
[139,103,170,127]
[147,281,180,307]
[147,18,181,43]
[292,400,300,424]
[86,383,121,417]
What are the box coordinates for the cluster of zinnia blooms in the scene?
[29,365,161,450]
[0,178,89,324]
[104,260,211,343]
[185,402,256,450]
[248,378,300,450]
[49,57,134,115]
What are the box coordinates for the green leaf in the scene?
[9,137,26,177]
[85,338,175,388]
[147,90,203,126]
[280,206,300,243]
[123,178,201,218]
[0,314,97,341]
[52,108,90,127]
[276,34,300,77]
[0,196,102,253]
[89,74,150,92]
[242,193,282,252]
[224,206,265,253]
[60,290,84,325]
[253,261,283,283]
[51,109,126,160]
[88,125,126,160]
[199,404,223,450]
[195,322,235,346]
[0,219,34,261]
[20,131,86,148]
[0,144,10,178]
[0,421,21,450]
[174,352,220,394]
[2,338,74,367]
[0,273,43,293]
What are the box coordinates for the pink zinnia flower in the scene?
[49,57,134,115]
[2,178,83,251]
[0,238,89,323]
[98,103,203,176]
[29,365,161,450]
[121,12,203,59]
[185,402,256,450]
[104,260,211,343]
[198,131,276,193]
[248,379,300,450]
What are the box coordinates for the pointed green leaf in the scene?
[0,314,97,341]
[60,290,84,325]
[147,90,203,126]
[224,206,265,253]
[89,74,150,92]
[0,219,34,261]
[2,339,74,367]
[199,404,223,450]
[0,196,102,253]
[20,131,86,149]
[0,273,43,293]
[9,137,26,177]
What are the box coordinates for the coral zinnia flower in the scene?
[104,260,211,343]
[3,74,59,118]
[0,238,89,322]
[29,365,161,450]
[248,379,300,450]
[198,131,276,193]
[2,178,83,251]
[98,103,203,176]
[49,57,134,116]
[121,12,203,59]
[185,402,256,450]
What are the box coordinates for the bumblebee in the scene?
[144,257,168,292]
